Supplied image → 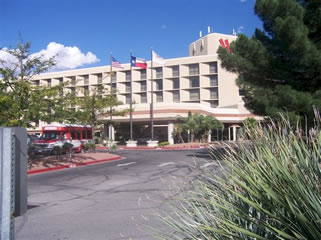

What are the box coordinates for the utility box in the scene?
[13,128,28,217]
[0,127,28,240]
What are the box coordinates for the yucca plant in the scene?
[157,113,321,239]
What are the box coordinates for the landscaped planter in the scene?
[106,141,118,147]
[147,140,159,147]
[126,140,137,147]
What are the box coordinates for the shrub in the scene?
[158,141,169,147]
[157,115,321,239]
[85,143,96,152]
[27,144,36,159]
[109,143,117,152]
[51,146,62,158]
[62,142,73,151]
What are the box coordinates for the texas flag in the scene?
[131,56,147,69]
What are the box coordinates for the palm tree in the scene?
[203,115,224,142]
[177,112,223,143]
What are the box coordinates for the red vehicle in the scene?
[33,124,93,154]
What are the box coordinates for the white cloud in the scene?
[31,42,100,70]
[0,42,100,71]
[0,48,18,69]
[237,25,245,33]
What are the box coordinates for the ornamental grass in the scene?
[157,114,321,239]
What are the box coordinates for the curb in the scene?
[96,146,207,151]
[27,156,122,175]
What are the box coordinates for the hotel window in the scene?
[156,92,163,102]
[141,81,147,92]
[125,71,131,81]
[140,69,146,80]
[189,89,200,101]
[156,79,163,90]
[173,78,179,89]
[98,74,102,84]
[189,64,199,75]
[84,86,89,96]
[172,66,179,77]
[97,86,103,95]
[125,82,131,92]
[126,94,131,104]
[71,87,76,95]
[141,93,147,103]
[35,80,40,86]
[47,79,51,87]
[84,75,89,85]
[210,75,218,86]
[209,62,218,73]
[210,88,218,99]
[156,67,163,79]
[111,73,117,83]
[111,83,117,91]
[173,91,180,103]
[211,100,218,108]
[71,77,76,86]
[59,78,63,84]
[189,77,199,88]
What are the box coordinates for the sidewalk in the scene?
[28,152,122,175]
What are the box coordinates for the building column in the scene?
[233,127,237,141]
[108,125,115,141]
[168,122,174,145]
[228,127,231,141]
[208,130,212,143]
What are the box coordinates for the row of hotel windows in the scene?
[124,88,219,104]
[117,75,218,93]
[62,74,220,108]
[119,62,216,81]
[34,62,218,87]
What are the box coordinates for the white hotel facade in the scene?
[30,32,260,144]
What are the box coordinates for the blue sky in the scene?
[1,0,261,70]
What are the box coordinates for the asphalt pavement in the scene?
[15,149,221,240]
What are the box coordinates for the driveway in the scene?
[15,149,220,240]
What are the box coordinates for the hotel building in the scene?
[29,32,260,144]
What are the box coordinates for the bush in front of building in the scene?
[158,141,170,147]
[156,114,321,239]
[27,144,36,160]
[109,143,117,152]
[51,146,62,159]
[85,143,96,152]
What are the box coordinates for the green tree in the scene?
[72,86,128,135]
[175,112,223,142]
[218,0,321,125]
[0,40,64,127]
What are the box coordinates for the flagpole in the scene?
[150,48,154,141]
[109,53,113,141]
[130,50,133,140]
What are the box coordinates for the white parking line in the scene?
[117,162,136,167]
[158,162,175,167]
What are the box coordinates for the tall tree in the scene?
[72,85,128,135]
[218,0,321,125]
[0,40,62,127]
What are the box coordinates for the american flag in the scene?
[111,57,124,69]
